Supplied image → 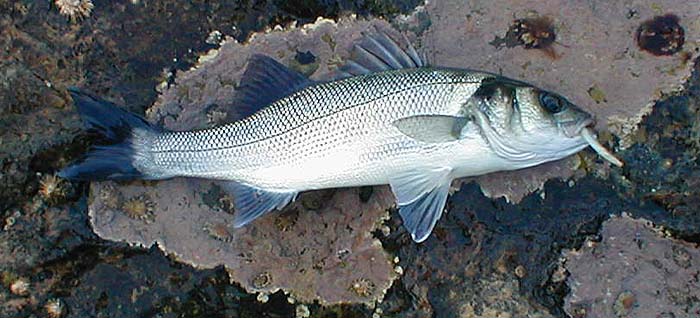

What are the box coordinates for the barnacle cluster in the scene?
[87,18,405,306]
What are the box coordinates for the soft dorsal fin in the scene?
[389,167,453,242]
[336,31,427,79]
[219,181,298,227]
[231,54,315,119]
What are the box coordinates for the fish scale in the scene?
[147,67,484,189]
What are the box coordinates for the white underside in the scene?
[234,132,511,192]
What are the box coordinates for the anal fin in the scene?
[389,167,453,242]
[220,181,298,227]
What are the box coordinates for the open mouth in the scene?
[565,117,623,167]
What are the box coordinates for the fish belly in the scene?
[235,122,506,191]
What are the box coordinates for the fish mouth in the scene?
[562,117,623,167]
[574,117,595,137]
[577,121,624,167]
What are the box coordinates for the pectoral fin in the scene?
[389,167,452,242]
[219,181,298,227]
[392,115,469,143]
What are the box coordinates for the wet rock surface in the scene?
[2,0,700,317]
[564,215,700,318]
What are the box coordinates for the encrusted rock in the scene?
[564,214,700,317]
[422,0,700,201]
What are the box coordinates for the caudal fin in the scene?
[59,88,160,181]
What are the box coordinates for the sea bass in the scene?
[60,32,622,242]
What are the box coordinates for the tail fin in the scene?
[59,88,160,181]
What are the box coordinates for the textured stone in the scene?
[421,0,700,201]
[564,214,700,317]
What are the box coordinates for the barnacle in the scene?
[274,209,299,231]
[203,222,233,242]
[256,293,269,303]
[296,304,311,318]
[121,195,155,222]
[300,189,336,210]
[252,272,272,289]
[45,298,65,318]
[349,278,375,297]
[218,193,236,214]
[99,183,120,209]
[206,108,227,126]
[10,278,30,296]
[39,174,65,204]
[613,291,636,317]
[54,0,93,21]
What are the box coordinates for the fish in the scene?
[59,31,623,242]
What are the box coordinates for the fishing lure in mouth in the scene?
[60,30,622,242]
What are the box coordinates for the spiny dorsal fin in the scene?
[231,54,315,120]
[336,31,427,79]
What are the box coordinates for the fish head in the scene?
[513,85,593,139]
[467,76,622,167]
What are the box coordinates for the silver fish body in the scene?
[144,68,508,189]
[61,32,621,242]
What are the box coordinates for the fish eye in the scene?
[539,92,565,113]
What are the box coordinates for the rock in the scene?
[420,0,700,202]
[564,214,700,317]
